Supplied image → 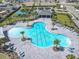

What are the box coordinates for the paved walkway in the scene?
[5,18,79,59]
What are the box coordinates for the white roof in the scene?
[0,27,5,38]
[38,10,52,15]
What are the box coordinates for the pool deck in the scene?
[5,18,79,59]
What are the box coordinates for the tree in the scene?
[54,39,60,47]
[53,39,60,51]
[21,4,29,13]
[20,31,26,41]
[21,9,25,13]
[53,10,57,20]
[20,31,25,37]
[66,54,75,59]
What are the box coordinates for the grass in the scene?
[0,13,36,26]
[56,13,74,27]
[0,37,9,45]
[0,0,2,2]
[52,13,79,32]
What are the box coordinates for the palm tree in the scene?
[53,39,60,51]
[20,31,25,37]
[66,54,75,59]
[54,39,60,47]
[53,10,57,20]
[20,31,26,41]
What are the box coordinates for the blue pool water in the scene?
[8,22,71,48]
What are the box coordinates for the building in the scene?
[38,10,52,18]
[0,3,7,7]
[3,0,16,3]
[64,0,79,3]
[16,0,55,3]
[58,0,79,3]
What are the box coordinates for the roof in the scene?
[38,10,52,16]
[0,10,6,14]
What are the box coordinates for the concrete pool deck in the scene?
[4,18,79,59]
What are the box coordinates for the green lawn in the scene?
[0,0,2,2]
[0,37,9,44]
[52,13,79,31]
[56,13,74,27]
[0,13,37,26]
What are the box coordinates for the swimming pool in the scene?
[8,22,71,48]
